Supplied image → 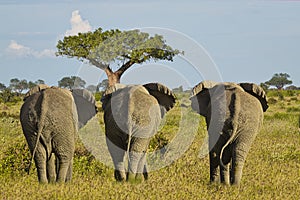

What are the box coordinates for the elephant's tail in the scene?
[27,131,42,175]
[27,91,48,175]
[219,132,235,169]
[219,92,240,169]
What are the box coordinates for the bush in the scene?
[287,107,300,113]
[94,91,103,102]
[0,141,31,175]
[290,97,298,101]
[0,89,22,104]
[268,97,277,104]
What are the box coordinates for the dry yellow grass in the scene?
[0,91,299,199]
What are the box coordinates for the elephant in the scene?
[101,83,176,182]
[20,85,97,183]
[190,81,268,185]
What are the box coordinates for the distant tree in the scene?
[96,79,109,92]
[9,78,28,93]
[172,85,183,93]
[285,85,298,90]
[0,83,6,91]
[265,73,293,90]
[86,85,97,93]
[56,28,181,86]
[58,76,86,89]
[9,78,19,92]
[260,83,269,91]
[35,79,45,85]
[28,79,46,89]
[28,81,37,89]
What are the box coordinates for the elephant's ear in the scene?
[71,89,97,129]
[23,84,50,101]
[238,83,269,112]
[143,83,176,112]
[191,80,218,96]
[101,84,126,110]
[190,81,218,116]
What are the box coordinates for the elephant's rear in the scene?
[238,91,264,136]
[129,86,161,138]
[20,87,78,183]
[41,88,78,156]
[104,85,161,138]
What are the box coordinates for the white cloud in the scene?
[6,40,55,58]
[5,10,92,59]
[7,40,32,57]
[64,10,92,36]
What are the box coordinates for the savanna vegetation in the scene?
[0,89,299,199]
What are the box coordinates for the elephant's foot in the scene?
[114,170,126,182]
[230,163,244,186]
[143,171,148,180]
[220,164,230,185]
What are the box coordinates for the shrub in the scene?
[94,91,103,102]
[268,97,277,104]
[278,92,284,100]
[0,141,31,175]
[286,90,296,96]
[287,107,300,113]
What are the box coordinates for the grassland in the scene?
[0,91,299,200]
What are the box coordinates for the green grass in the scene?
[0,92,299,199]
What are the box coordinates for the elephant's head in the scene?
[190,81,269,117]
[23,84,50,101]
[71,88,98,129]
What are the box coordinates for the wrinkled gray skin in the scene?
[20,85,97,183]
[190,81,268,185]
[101,83,175,182]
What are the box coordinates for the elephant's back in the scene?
[130,86,160,126]
[38,88,78,136]
[104,85,161,137]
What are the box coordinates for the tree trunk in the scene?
[105,67,121,87]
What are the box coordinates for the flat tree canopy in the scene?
[265,73,293,90]
[56,28,181,86]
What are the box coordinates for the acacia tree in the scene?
[9,78,28,94]
[56,28,181,86]
[58,76,86,89]
[265,73,293,90]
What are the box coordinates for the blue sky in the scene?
[0,0,299,89]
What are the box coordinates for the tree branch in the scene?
[115,60,134,77]
[89,58,109,70]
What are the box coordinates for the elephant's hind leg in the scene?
[46,153,56,183]
[35,147,48,183]
[106,137,127,181]
[56,159,72,183]
[209,151,219,183]
[231,143,248,185]
[127,137,150,183]
[65,157,73,182]
[230,134,254,185]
